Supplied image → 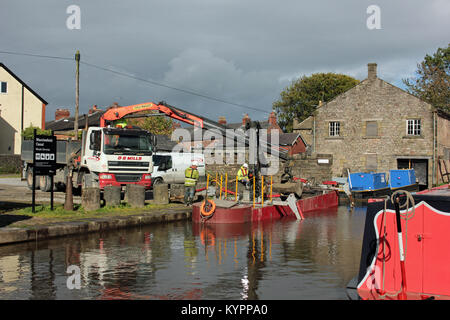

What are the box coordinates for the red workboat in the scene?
[347,184,450,300]
[192,189,339,224]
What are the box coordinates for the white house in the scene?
[0,63,48,154]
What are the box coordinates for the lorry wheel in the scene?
[39,176,52,192]
[26,167,39,190]
[152,177,163,187]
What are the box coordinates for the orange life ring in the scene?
[200,199,216,218]
[200,229,216,247]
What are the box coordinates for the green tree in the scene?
[21,125,52,140]
[403,44,450,114]
[127,111,174,135]
[273,73,359,132]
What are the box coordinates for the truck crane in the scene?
[102,100,289,191]
[22,100,288,193]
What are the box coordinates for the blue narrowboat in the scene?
[389,169,419,191]
[348,169,419,199]
[348,172,389,199]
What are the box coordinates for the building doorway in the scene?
[397,158,428,190]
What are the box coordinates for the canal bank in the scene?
[0,205,365,300]
[0,204,191,246]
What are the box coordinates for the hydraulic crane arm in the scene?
[100,101,205,128]
[100,101,289,161]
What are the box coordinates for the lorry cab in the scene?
[151,152,205,186]
[83,126,156,189]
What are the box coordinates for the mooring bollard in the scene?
[82,187,101,211]
[104,185,121,207]
[154,183,169,205]
[126,184,146,207]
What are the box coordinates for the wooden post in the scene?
[74,50,80,140]
[64,169,74,211]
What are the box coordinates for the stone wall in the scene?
[312,64,438,187]
[287,153,333,184]
[205,153,333,185]
[0,154,21,173]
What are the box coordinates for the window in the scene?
[366,154,377,171]
[329,121,340,137]
[366,121,378,137]
[0,82,7,93]
[407,119,421,136]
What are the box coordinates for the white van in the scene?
[151,152,205,186]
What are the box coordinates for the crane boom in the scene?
[100,101,289,161]
[100,101,204,128]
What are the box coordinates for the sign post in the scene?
[32,129,57,213]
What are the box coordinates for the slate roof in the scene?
[45,110,105,131]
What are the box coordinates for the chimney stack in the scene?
[268,112,277,126]
[172,122,181,130]
[218,116,227,125]
[55,108,70,120]
[368,63,377,80]
[89,104,99,114]
[242,114,250,126]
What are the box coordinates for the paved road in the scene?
[0,178,159,210]
[0,177,27,187]
[0,177,80,208]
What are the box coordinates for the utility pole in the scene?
[64,51,79,211]
[74,50,80,140]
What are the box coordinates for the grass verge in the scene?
[4,202,188,228]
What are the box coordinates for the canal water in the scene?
[0,205,367,300]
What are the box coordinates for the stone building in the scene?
[293,63,450,188]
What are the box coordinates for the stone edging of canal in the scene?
[0,208,191,246]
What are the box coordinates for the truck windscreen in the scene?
[103,133,153,155]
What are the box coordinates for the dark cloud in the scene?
[0,0,448,123]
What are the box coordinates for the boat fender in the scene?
[200,199,216,218]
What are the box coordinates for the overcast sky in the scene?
[1,0,449,124]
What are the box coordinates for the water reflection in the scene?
[0,205,366,300]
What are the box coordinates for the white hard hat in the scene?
[192,161,198,166]
[243,163,248,168]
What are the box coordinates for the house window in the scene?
[0,82,7,93]
[407,119,421,136]
[366,153,377,171]
[366,121,378,137]
[329,121,340,137]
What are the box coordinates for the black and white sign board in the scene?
[34,135,57,175]
[31,130,56,212]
